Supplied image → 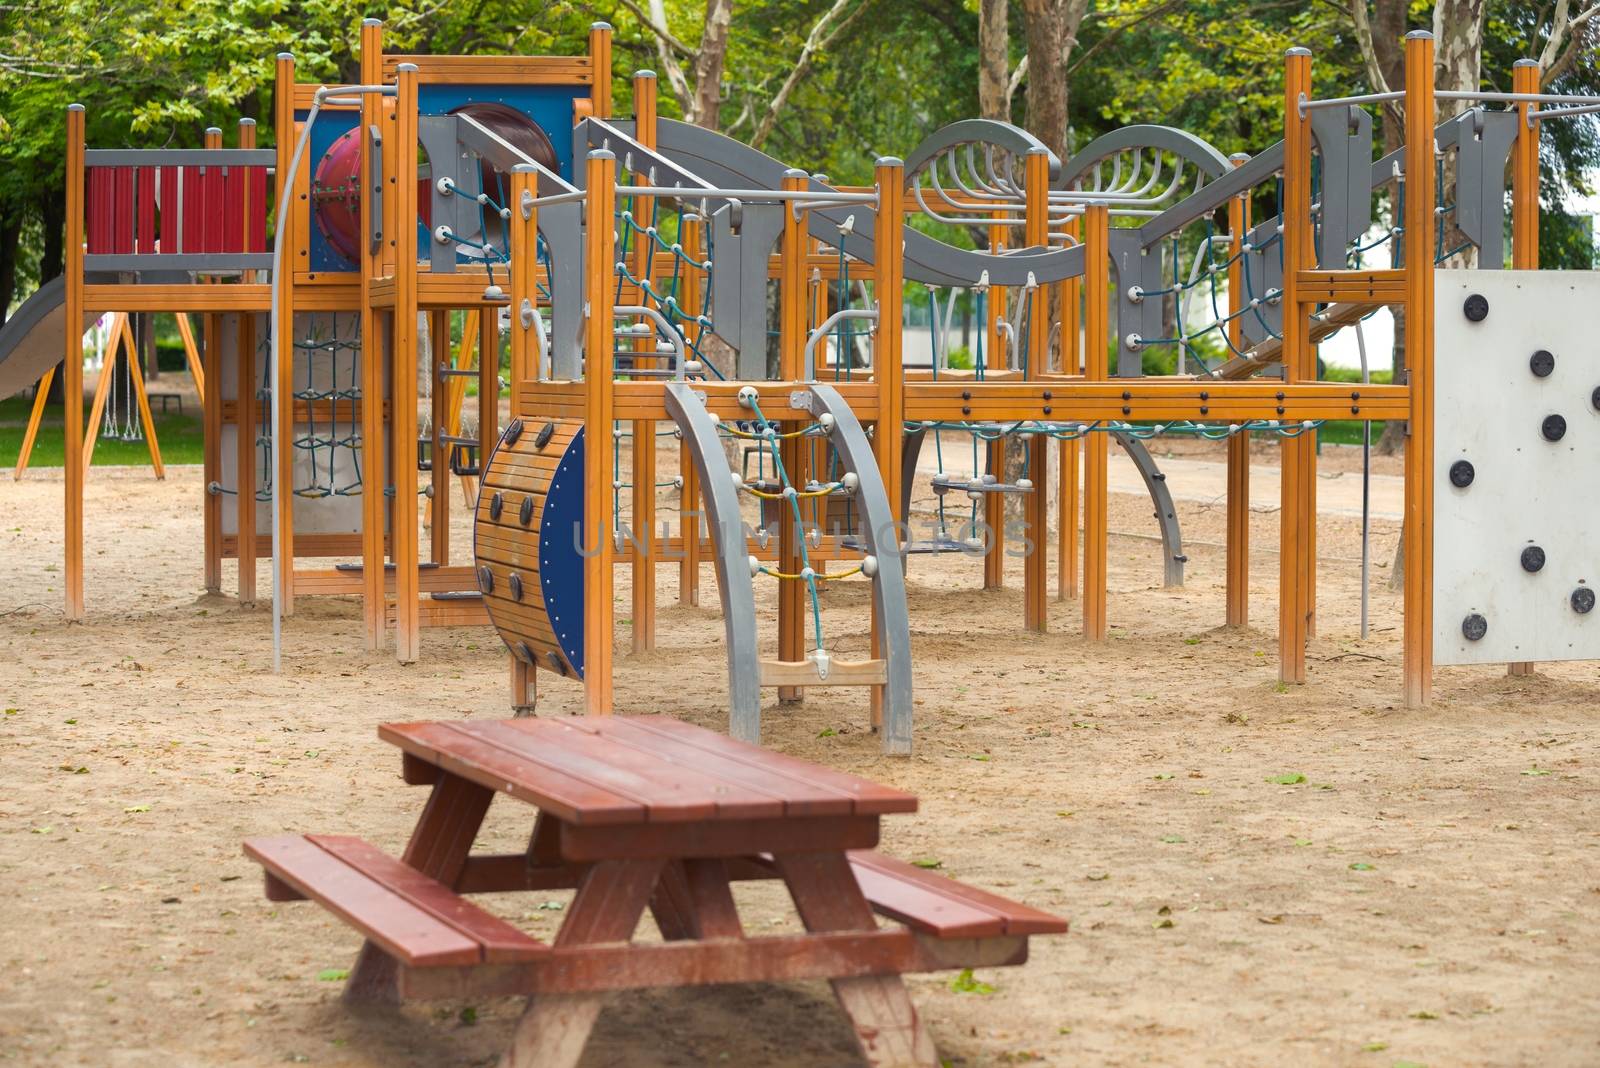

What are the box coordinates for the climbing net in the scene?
[727,386,864,663]
[613,185,719,379]
[286,312,363,499]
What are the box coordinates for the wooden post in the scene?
[678,214,705,607]
[1081,202,1109,641]
[13,368,54,481]
[983,211,1005,588]
[273,51,299,618]
[1057,215,1080,601]
[1507,58,1540,678]
[584,149,618,715]
[81,314,124,466]
[631,71,659,655]
[871,157,906,726]
[355,23,385,648]
[776,169,810,700]
[203,310,223,589]
[1401,31,1436,707]
[235,119,258,603]
[1225,152,1251,627]
[391,61,422,664]
[64,103,85,621]
[588,23,613,118]
[176,312,205,398]
[1278,47,1313,685]
[428,309,450,565]
[1022,149,1049,632]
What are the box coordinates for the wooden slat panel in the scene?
[309,835,547,963]
[379,722,645,826]
[242,835,481,966]
[624,717,918,816]
[848,851,1068,937]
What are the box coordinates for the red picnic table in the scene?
[245,715,1067,1067]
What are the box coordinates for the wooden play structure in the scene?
[32,24,1600,751]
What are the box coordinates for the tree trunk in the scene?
[978,0,1010,122]
[1372,0,1408,456]
[1017,0,1087,160]
[690,0,733,130]
[39,190,64,284]
[0,210,20,327]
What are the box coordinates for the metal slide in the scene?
[0,277,96,401]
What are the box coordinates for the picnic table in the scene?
[244,716,1067,1067]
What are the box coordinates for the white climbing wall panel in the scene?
[1434,269,1600,666]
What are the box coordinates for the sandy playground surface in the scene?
[1,439,1597,1068]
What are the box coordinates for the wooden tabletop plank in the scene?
[310,835,549,963]
[455,720,719,823]
[624,717,918,815]
[537,719,790,819]
[379,722,644,826]
[574,719,854,818]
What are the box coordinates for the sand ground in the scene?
[1,440,1596,1068]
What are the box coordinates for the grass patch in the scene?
[0,394,205,469]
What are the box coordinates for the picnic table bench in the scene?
[244,715,1067,1067]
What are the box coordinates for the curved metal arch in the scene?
[1058,124,1232,191]
[902,119,1059,185]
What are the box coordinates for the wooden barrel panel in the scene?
[473,416,586,679]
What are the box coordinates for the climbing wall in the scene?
[1433,269,1600,666]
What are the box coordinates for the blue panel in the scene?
[298,109,361,273]
[539,428,587,677]
[418,84,582,180]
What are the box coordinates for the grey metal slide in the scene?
[0,277,95,401]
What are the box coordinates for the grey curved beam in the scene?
[797,384,915,755]
[903,119,1059,181]
[643,118,1084,288]
[664,383,763,742]
[1059,124,1233,190]
[1109,432,1186,587]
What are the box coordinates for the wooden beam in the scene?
[583,149,618,715]
[1057,215,1080,602]
[1023,149,1050,632]
[274,51,298,617]
[1225,154,1251,627]
[1278,47,1313,686]
[1081,203,1109,641]
[1401,31,1436,707]
[391,61,422,664]
[1507,58,1540,679]
[64,102,85,621]
[631,71,658,656]
[12,367,54,481]
[870,157,906,731]
[358,22,384,650]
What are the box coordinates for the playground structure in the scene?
[10,25,1600,751]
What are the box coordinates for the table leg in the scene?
[649,858,742,941]
[500,857,663,1068]
[344,773,494,1006]
[776,851,938,1067]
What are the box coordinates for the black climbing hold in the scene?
[1461,613,1488,641]
[1463,293,1489,322]
[1592,385,1600,412]
[1573,588,1596,615]
[547,651,568,676]
[520,495,534,526]
[516,641,535,664]
[1448,460,1475,488]
[477,565,494,594]
[504,419,524,446]
[508,572,524,601]
[1541,414,1567,442]
[1520,545,1546,573]
[489,491,504,520]
[535,421,556,449]
[1529,349,1555,378]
